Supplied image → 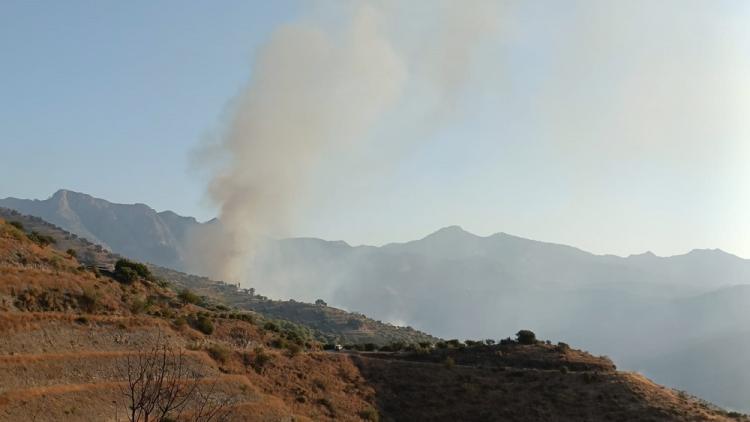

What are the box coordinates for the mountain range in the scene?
[2,189,750,411]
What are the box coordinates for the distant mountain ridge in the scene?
[2,190,744,277]
[0,189,205,270]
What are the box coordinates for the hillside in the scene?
[0,207,437,347]
[151,265,439,346]
[1,216,746,421]
[6,192,750,411]
[0,216,381,420]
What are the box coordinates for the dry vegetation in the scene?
[0,214,748,421]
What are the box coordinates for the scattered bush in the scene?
[49,255,63,270]
[446,339,462,348]
[78,289,100,313]
[5,223,25,241]
[173,316,187,328]
[66,248,77,258]
[250,347,272,374]
[317,398,336,417]
[129,297,153,314]
[114,266,138,284]
[313,378,327,391]
[263,321,279,332]
[28,231,56,247]
[114,259,152,283]
[359,408,380,422]
[228,326,253,348]
[516,330,537,345]
[206,343,231,364]
[178,289,201,305]
[155,278,171,288]
[315,298,327,306]
[270,338,287,349]
[8,221,24,231]
[189,314,214,335]
[286,342,302,357]
[346,318,364,329]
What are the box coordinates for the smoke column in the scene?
[189,1,500,285]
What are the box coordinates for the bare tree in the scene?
[119,342,233,422]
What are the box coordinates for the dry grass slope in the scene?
[0,214,747,422]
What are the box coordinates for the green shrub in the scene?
[263,321,279,332]
[270,338,286,349]
[28,231,56,247]
[286,342,302,357]
[189,314,214,335]
[114,266,138,284]
[8,221,24,231]
[178,289,201,305]
[113,259,152,283]
[516,330,537,345]
[388,341,405,352]
[250,347,272,374]
[155,278,170,288]
[66,248,77,258]
[173,316,187,328]
[446,339,462,348]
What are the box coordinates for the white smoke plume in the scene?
[189,1,500,284]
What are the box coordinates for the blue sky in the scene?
[1,1,299,217]
[2,1,749,258]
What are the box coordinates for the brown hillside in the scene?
[0,207,438,346]
[0,216,747,421]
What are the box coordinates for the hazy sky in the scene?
[2,1,750,258]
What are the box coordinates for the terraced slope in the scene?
[0,219,379,421]
[353,353,742,422]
